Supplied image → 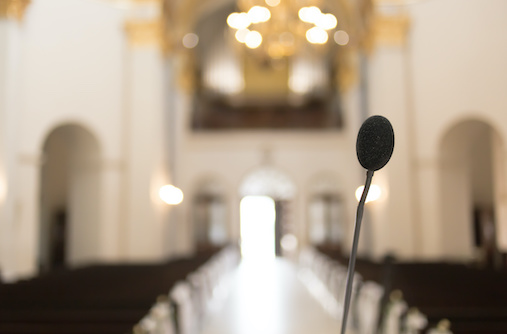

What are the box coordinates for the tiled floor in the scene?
[200,258,344,334]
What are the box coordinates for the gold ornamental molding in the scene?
[0,0,31,21]
[127,0,159,3]
[373,13,410,46]
[373,0,405,5]
[374,0,428,5]
[103,0,161,7]
[120,0,167,49]
[96,0,170,51]
[125,18,165,48]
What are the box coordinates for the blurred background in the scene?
[1,0,507,333]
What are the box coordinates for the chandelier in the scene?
[226,0,349,60]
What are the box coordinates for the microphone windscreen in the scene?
[356,115,395,171]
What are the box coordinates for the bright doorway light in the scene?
[240,196,276,262]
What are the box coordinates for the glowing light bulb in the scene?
[299,6,321,24]
[281,234,298,251]
[245,30,262,48]
[247,6,271,24]
[235,28,250,43]
[159,185,184,205]
[182,33,199,48]
[306,27,328,44]
[316,13,337,30]
[355,184,382,203]
[227,12,251,30]
[298,7,310,22]
[334,30,350,45]
[227,12,239,28]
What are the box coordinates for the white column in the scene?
[367,46,416,259]
[14,155,42,278]
[0,16,8,279]
[0,16,28,280]
[171,85,193,257]
[162,57,191,258]
[124,42,168,261]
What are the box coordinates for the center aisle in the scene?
[200,258,343,334]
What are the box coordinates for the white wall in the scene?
[0,17,31,280]
[124,46,169,261]
[19,0,125,157]
[0,20,9,274]
[175,81,365,256]
[14,0,127,277]
[363,0,507,261]
[368,44,416,259]
[407,0,507,259]
[1,0,170,279]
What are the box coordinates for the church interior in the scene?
[1,0,507,333]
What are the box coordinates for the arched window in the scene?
[192,178,228,252]
[307,173,345,251]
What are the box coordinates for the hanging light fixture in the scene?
[226,0,346,59]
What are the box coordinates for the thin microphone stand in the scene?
[340,169,374,334]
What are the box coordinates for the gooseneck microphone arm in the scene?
[340,114,394,334]
[340,169,374,334]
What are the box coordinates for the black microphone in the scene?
[340,115,394,334]
[356,115,395,171]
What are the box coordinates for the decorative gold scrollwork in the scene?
[125,19,165,48]
[0,0,31,21]
[373,13,410,46]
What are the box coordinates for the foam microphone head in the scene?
[356,115,395,171]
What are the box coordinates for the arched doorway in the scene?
[39,124,101,272]
[440,119,503,266]
[239,167,296,261]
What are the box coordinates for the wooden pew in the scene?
[0,252,217,334]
